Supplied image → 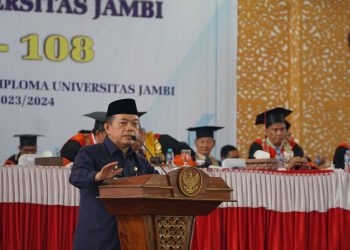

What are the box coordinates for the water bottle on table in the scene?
[54,147,61,157]
[166,148,174,168]
[276,148,285,170]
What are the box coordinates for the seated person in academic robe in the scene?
[60,112,107,165]
[69,98,158,250]
[187,126,223,167]
[220,145,240,162]
[173,142,197,166]
[158,134,197,166]
[137,131,167,164]
[4,134,43,165]
[333,143,350,169]
[248,107,306,169]
[141,132,196,166]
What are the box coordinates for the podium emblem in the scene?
[178,167,202,196]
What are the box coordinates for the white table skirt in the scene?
[1,165,349,213]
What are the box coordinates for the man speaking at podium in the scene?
[69,98,158,250]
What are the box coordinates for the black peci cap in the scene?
[106,98,146,118]
[187,126,223,139]
[84,111,107,132]
[255,107,292,128]
[14,134,43,147]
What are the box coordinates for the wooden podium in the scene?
[98,167,233,250]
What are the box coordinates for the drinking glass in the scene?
[180,149,191,166]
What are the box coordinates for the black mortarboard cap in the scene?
[78,129,92,134]
[14,134,43,147]
[187,126,223,139]
[158,134,180,156]
[106,98,146,117]
[255,107,292,128]
[84,111,106,132]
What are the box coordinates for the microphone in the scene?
[130,135,168,174]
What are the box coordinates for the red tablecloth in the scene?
[1,166,349,250]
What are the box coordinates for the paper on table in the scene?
[253,150,270,159]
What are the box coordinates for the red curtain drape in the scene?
[0,203,78,250]
[191,207,350,250]
[1,203,350,250]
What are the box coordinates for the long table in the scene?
[1,166,349,250]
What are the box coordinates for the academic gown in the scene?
[4,153,20,165]
[248,138,304,159]
[333,143,350,169]
[69,137,158,250]
[60,131,95,164]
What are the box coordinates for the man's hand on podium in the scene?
[95,162,123,182]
